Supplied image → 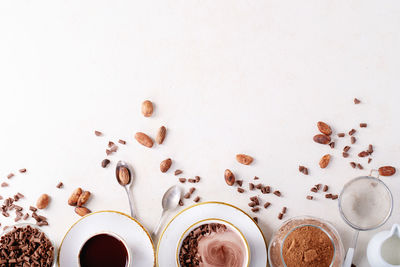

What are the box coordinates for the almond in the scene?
[156,126,167,144]
[160,158,172,173]
[236,154,254,165]
[378,166,396,176]
[68,188,83,206]
[135,132,153,148]
[75,207,91,217]
[36,194,50,209]
[317,121,332,135]
[141,100,153,117]
[77,191,91,207]
[224,169,235,186]
[319,154,331,169]
[313,134,331,144]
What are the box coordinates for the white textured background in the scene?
[1,1,400,266]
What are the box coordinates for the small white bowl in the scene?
[77,231,132,267]
[176,218,250,267]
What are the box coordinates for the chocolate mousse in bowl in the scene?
[177,219,250,267]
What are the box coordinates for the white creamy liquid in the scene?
[381,235,400,265]
[340,179,391,229]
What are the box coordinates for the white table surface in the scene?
[1,1,400,266]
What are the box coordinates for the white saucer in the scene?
[157,201,268,267]
[58,210,155,267]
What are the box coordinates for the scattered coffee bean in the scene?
[224,169,235,186]
[306,195,313,200]
[56,182,63,189]
[351,136,356,144]
[94,130,102,136]
[251,207,259,213]
[323,185,329,192]
[264,202,271,209]
[101,159,110,168]
[368,158,372,164]
[344,146,351,152]
[7,173,14,179]
[249,183,255,190]
[278,213,283,220]
[237,188,245,193]
[193,196,200,203]
[174,169,183,175]
[236,180,243,187]
[357,163,363,169]
[360,123,367,128]
[273,190,281,197]
[343,152,349,158]
[337,133,345,137]
[349,129,356,136]
[325,194,332,199]
[329,142,335,148]
[179,178,186,183]
[354,98,361,104]
[118,139,126,145]
[350,162,356,168]
[19,168,26,173]
[29,206,37,212]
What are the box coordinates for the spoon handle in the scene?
[152,211,166,238]
[125,187,136,218]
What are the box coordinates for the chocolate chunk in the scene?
[343,146,351,152]
[302,167,309,175]
[278,213,283,220]
[358,151,369,157]
[251,207,259,213]
[189,187,196,194]
[179,199,184,206]
[19,168,27,173]
[368,158,372,164]
[188,179,196,183]
[195,176,201,182]
[248,202,256,207]
[331,194,338,200]
[282,207,287,214]
[337,133,345,137]
[179,178,186,183]
[101,159,110,168]
[360,123,367,128]
[273,190,281,197]
[350,162,356,168]
[323,185,329,192]
[329,142,335,148]
[94,130,102,136]
[343,152,349,158]
[253,217,258,223]
[1,182,8,187]
[368,144,374,154]
[183,193,191,199]
[118,139,126,145]
[236,180,243,187]
[357,163,363,169]
[193,196,200,203]
[315,184,322,190]
[249,183,255,190]
[306,195,313,200]
[325,194,332,199]
[354,98,361,104]
[311,187,318,193]
[349,129,356,136]
[255,184,262,189]
[237,188,245,193]
[299,166,305,172]
[351,136,356,144]
[56,182,63,188]
[174,169,183,176]
[264,202,271,209]
[254,176,259,180]
[106,149,112,155]
[7,173,14,179]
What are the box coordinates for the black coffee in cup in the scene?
[79,233,129,267]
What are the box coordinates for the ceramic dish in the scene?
[58,210,155,267]
[157,201,267,267]
[1,223,57,267]
[176,218,251,267]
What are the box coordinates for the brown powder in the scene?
[282,226,334,267]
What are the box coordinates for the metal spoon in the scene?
[116,160,136,218]
[152,185,182,238]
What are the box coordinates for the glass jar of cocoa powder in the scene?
[268,216,344,267]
